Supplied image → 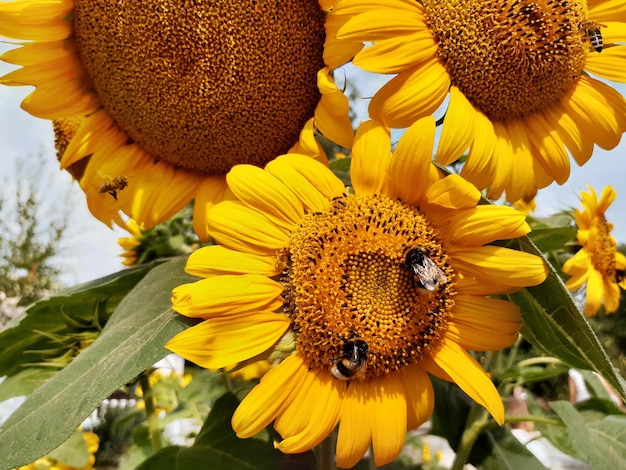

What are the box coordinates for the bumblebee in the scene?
[401,247,447,294]
[98,176,129,200]
[331,338,368,380]
[580,20,605,53]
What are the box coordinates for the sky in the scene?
[0,49,625,287]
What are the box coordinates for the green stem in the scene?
[314,432,337,470]
[505,415,564,427]
[140,374,164,451]
[451,405,489,470]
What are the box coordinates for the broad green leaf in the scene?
[0,263,155,379]
[525,226,576,254]
[0,368,56,401]
[0,256,195,468]
[136,393,308,470]
[506,237,626,402]
[550,401,626,467]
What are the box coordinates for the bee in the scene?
[401,247,447,294]
[580,20,605,53]
[331,338,368,380]
[98,176,129,200]
[616,269,625,284]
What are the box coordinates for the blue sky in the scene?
[0,48,625,286]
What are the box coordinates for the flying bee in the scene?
[98,176,129,200]
[401,247,447,295]
[580,20,605,53]
[331,338,369,380]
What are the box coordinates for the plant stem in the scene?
[315,432,337,470]
[450,405,488,470]
[140,373,164,451]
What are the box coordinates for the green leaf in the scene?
[506,237,626,402]
[0,256,195,468]
[0,368,56,401]
[550,401,626,467]
[136,392,310,470]
[0,264,155,380]
[525,225,576,253]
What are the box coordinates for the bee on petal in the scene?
[99,176,129,200]
[580,20,605,53]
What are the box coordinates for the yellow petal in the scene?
[232,354,307,438]
[603,281,621,314]
[185,245,280,277]
[370,375,408,467]
[192,175,232,243]
[171,275,283,319]
[315,68,354,149]
[227,164,304,230]
[450,245,548,288]
[336,381,372,469]
[351,120,391,195]
[444,205,530,246]
[399,365,434,430]
[424,340,505,425]
[275,369,343,453]
[436,86,476,165]
[265,157,331,213]
[423,174,481,210]
[386,116,435,205]
[271,155,345,203]
[353,32,437,74]
[585,44,626,83]
[460,110,496,191]
[337,8,425,42]
[208,201,291,255]
[584,268,604,316]
[447,295,521,351]
[369,59,450,128]
[165,312,290,369]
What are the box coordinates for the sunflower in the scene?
[563,185,626,316]
[330,0,626,202]
[0,0,353,241]
[166,117,548,467]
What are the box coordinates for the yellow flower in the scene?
[563,185,626,315]
[330,0,626,202]
[166,118,548,467]
[0,0,353,241]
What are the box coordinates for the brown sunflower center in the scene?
[72,0,325,174]
[422,0,589,121]
[280,194,455,381]
[589,217,617,278]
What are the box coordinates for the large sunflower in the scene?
[330,0,626,202]
[166,118,548,467]
[0,0,353,240]
[563,185,626,316]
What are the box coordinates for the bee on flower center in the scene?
[98,176,129,200]
[331,338,369,380]
[580,20,605,53]
[401,247,447,295]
